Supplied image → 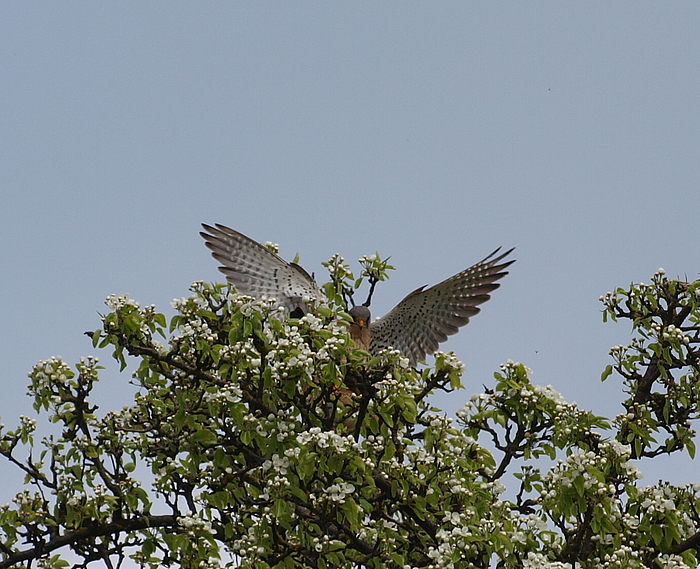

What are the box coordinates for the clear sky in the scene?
[1,4,699,500]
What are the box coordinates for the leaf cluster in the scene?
[1,266,700,568]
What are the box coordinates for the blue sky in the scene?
[1,3,699,497]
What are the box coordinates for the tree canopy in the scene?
[1,256,700,569]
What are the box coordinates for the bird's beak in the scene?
[357,319,366,327]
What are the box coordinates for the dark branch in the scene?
[0,515,178,569]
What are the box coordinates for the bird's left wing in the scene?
[369,248,514,366]
[201,223,322,314]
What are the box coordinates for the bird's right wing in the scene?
[201,223,322,314]
[369,248,514,366]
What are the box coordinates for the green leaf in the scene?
[273,499,290,519]
[687,439,696,459]
[289,485,308,503]
[342,498,360,529]
[142,538,156,556]
[400,397,417,423]
[601,364,613,382]
[191,429,217,445]
[48,555,70,568]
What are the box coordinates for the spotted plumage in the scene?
[367,247,514,366]
[200,224,322,315]
[201,223,514,366]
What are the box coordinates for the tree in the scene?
[1,257,700,569]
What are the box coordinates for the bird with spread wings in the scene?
[201,223,514,366]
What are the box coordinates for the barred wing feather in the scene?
[200,223,322,315]
[369,248,514,366]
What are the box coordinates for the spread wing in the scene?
[369,248,514,366]
[200,223,322,314]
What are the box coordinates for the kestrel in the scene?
[201,223,514,366]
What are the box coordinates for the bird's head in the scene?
[348,305,371,328]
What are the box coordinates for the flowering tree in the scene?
[1,258,700,568]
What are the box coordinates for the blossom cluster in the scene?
[322,481,356,503]
[105,293,141,310]
[654,322,692,345]
[541,440,642,502]
[171,293,206,313]
[178,512,216,536]
[434,350,466,374]
[324,253,353,281]
[6,272,700,569]
[296,427,359,453]
[173,316,217,346]
[29,356,73,391]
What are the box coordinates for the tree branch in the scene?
[0,515,178,569]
